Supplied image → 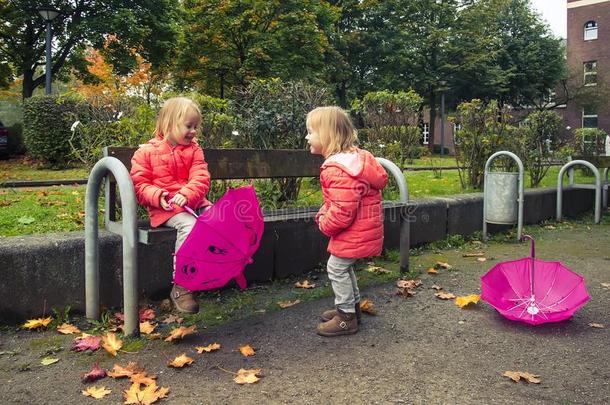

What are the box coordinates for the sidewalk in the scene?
[1,221,609,404]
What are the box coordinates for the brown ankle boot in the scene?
[170,284,199,314]
[316,309,358,337]
[321,303,362,324]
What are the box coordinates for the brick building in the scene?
[565,0,610,135]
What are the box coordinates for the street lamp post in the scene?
[37,6,60,95]
[439,80,447,156]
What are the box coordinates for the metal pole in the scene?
[557,160,601,224]
[45,20,52,95]
[440,91,445,156]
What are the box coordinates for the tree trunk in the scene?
[336,81,347,109]
[22,68,35,99]
[428,91,436,152]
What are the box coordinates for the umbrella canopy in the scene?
[481,235,590,325]
[174,185,264,291]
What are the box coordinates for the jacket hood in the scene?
[144,135,199,149]
[322,148,388,190]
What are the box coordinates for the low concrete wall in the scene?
[0,187,597,321]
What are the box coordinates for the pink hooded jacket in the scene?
[130,136,211,227]
[315,148,388,258]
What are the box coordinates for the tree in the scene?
[0,0,181,98]
[174,0,337,98]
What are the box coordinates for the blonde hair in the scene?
[154,97,202,139]
[306,106,358,157]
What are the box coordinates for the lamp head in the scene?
[37,6,60,22]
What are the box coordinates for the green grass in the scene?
[0,158,89,183]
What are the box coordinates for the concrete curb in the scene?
[0,187,597,320]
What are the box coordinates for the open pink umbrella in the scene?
[174,185,264,291]
[481,235,590,325]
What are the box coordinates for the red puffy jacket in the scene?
[315,148,388,258]
[130,136,211,227]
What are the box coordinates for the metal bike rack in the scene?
[85,157,139,336]
[556,160,601,224]
[483,151,524,241]
[376,158,410,273]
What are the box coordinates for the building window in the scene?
[584,61,597,86]
[422,123,429,145]
[584,21,598,41]
[582,107,598,128]
[453,123,462,145]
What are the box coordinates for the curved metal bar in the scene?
[376,157,410,273]
[85,157,139,336]
[556,160,601,224]
[483,151,524,241]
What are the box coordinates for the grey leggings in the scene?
[326,255,360,313]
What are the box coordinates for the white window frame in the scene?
[422,123,429,145]
[453,123,462,145]
[584,21,598,41]
[584,61,598,86]
[582,108,598,128]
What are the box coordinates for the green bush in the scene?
[7,123,25,155]
[23,95,81,167]
[572,127,608,156]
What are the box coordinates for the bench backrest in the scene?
[103,146,324,221]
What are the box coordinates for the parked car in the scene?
[0,120,8,158]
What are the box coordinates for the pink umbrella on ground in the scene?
[481,235,590,325]
[174,185,264,291]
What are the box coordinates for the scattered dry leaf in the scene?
[294,280,316,289]
[277,299,301,309]
[72,336,102,352]
[40,357,59,366]
[164,325,197,342]
[146,333,162,340]
[107,362,145,379]
[130,373,156,386]
[427,267,438,274]
[430,285,443,291]
[123,382,169,404]
[139,322,156,335]
[115,309,156,323]
[589,323,605,328]
[81,363,107,383]
[196,343,221,353]
[162,315,183,324]
[82,386,111,399]
[435,291,456,300]
[365,264,391,274]
[57,323,81,334]
[102,333,123,356]
[396,279,422,297]
[359,299,377,315]
[22,317,53,330]
[234,368,262,384]
[455,294,481,308]
[601,282,610,290]
[168,353,194,368]
[462,252,485,257]
[503,371,541,384]
[435,261,452,269]
[239,345,256,357]
[476,257,487,262]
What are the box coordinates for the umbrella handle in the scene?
[183,205,198,218]
[521,234,535,259]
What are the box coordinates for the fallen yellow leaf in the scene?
[455,294,481,308]
[130,373,157,386]
[477,257,487,262]
[139,321,156,335]
[503,370,541,384]
[101,332,123,356]
[168,353,194,368]
[196,343,221,353]
[277,299,301,309]
[57,323,81,334]
[82,386,112,399]
[359,299,377,315]
[462,252,485,257]
[164,325,197,342]
[365,264,391,274]
[435,291,456,300]
[427,267,438,274]
[294,280,316,289]
[435,261,452,269]
[123,382,169,404]
[22,317,53,330]
[239,344,256,357]
[234,368,262,384]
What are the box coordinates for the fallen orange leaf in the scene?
[396,278,422,297]
[123,382,169,404]
[82,386,111,399]
[503,370,541,384]
[239,344,256,357]
[168,353,194,368]
[427,268,438,274]
[130,373,157,386]
[139,321,156,335]
[294,280,316,289]
[455,294,481,308]
[164,325,197,342]
[146,333,162,340]
[359,299,377,315]
[57,323,81,334]
[277,299,301,309]
[102,332,123,356]
[234,368,262,384]
[108,362,145,378]
[196,343,221,353]
[435,291,456,300]
[22,317,53,330]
